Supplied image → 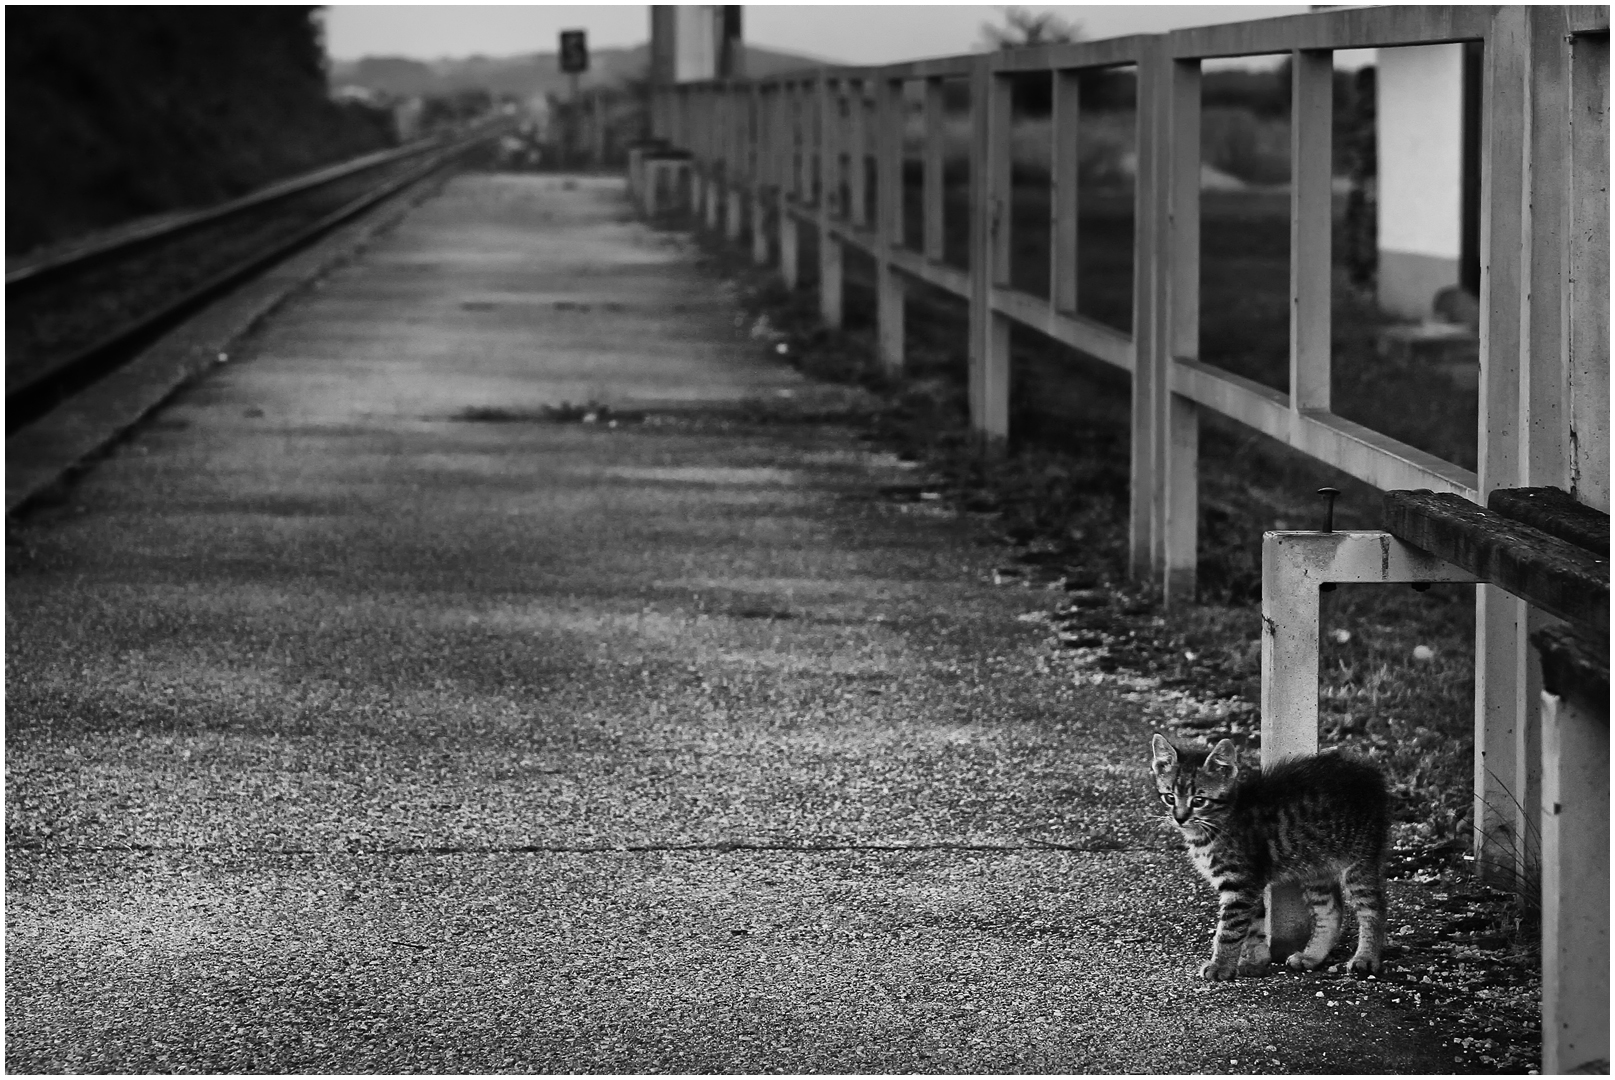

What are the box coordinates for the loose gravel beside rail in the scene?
[8,158,433,382]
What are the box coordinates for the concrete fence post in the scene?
[968,58,1010,445]
[591,92,606,168]
[719,85,733,235]
[1566,28,1611,513]
[817,72,844,329]
[848,78,869,229]
[704,89,724,230]
[779,82,801,290]
[1050,69,1081,315]
[751,84,771,265]
[1131,39,1200,603]
[1290,49,1334,413]
[1510,7,1586,886]
[875,75,906,376]
[923,77,946,263]
[1538,650,1610,1075]
[1475,5,1531,881]
[780,212,800,290]
[688,88,706,218]
[1260,531,1478,959]
[1130,39,1163,583]
[1159,54,1202,606]
[725,86,745,243]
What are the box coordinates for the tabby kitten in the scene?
[1149,733,1390,982]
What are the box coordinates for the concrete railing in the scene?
[652,5,1607,586]
[649,10,1609,1069]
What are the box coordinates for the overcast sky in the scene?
[321,5,1313,65]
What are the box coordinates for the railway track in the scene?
[6,120,509,436]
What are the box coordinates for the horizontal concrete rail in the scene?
[656,6,1609,602]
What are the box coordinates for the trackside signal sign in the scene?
[559,30,588,73]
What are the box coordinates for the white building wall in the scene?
[1376,43,1465,318]
[674,6,719,83]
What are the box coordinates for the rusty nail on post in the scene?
[1316,488,1340,533]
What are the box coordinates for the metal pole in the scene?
[569,72,580,169]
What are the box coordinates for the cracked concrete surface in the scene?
[7,174,1473,1073]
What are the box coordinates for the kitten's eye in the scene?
[1159,793,1173,804]
[1191,796,1207,806]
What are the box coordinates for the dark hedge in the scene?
[7,6,394,255]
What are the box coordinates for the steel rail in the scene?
[5,128,485,292]
[7,121,510,435]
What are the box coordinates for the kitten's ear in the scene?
[1150,733,1177,772]
[1204,738,1239,774]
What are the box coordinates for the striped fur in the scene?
[1149,733,1390,982]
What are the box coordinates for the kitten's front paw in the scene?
[1237,957,1271,977]
[1284,952,1324,971]
[1199,959,1239,982]
[1347,956,1382,976]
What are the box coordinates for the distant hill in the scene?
[330,43,829,101]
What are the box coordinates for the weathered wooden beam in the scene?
[1489,487,1611,557]
[1534,622,1611,705]
[1383,489,1610,626]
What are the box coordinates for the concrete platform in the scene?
[6,174,1470,1072]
